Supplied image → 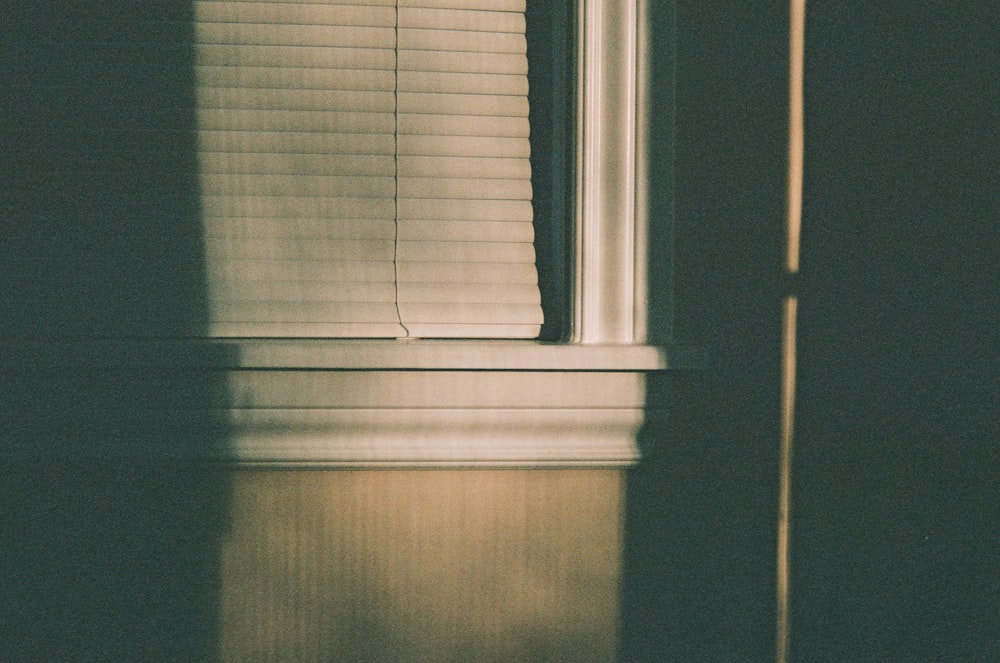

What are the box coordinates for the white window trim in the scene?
[5,0,702,467]
[577,0,643,345]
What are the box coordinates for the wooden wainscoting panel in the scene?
[219,469,623,663]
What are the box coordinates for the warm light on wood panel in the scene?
[218,470,623,662]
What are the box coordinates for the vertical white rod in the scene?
[786,0,805,276]
[777,1,805,662]
[776,295,797,663]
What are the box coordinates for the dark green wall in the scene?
[623,2,787,660]
[793,2,998,660]
[623,1,997,660]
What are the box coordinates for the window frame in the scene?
[205,0,671,352]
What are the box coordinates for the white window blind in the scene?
[195,0,542,338]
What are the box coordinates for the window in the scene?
[186,0,673,348]
[5,0,691,466]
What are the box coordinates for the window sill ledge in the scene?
[2,339,705,372]
[3,340,697,467]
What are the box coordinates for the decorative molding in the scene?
[222,407,646,467]
[2,369,663,467]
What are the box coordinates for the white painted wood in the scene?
[223,407,645,466]
[4,340,705,371]
[575,0,640,344]
[224,370,646,409]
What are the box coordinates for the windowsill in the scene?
[2,338,705,372]
[2,338,695,467]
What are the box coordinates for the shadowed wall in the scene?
[2,3,230,659]
[620,2,786,660]
[793,2,999,659]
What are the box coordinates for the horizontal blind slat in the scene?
[204,238,395,260]
[206,0,397,6]
[397,114,528,137]
[398,282,541,304]
[397,303,543,325]
[398,219,533,243]
[398,262,539,284]
[207,260,396,282]
[398,29,525,53]
[398,8,525,33]
[202,196,395,219]
[397,241,535,263]
[398,198,532,221]
[200,174,396,197]
[400,0,525,11]
[397,156,530,179]
[199,153,395,176]
[196,44,395,69]
[398,135,529,158]
[210,301,401,323]
[196,66,396,91]
[199,131,395,155]
[401,324,538,338]
[197,88,394,112]
[397,51,526,74]
[209,280,396,303]
[197,110,395,133]
[396,177,532,200]
[194,3,396,26]
[194,24,394,48]
[203,218,397,239]
[397,71,528,95]
[398,92,527,116]
[208,322,406,337]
